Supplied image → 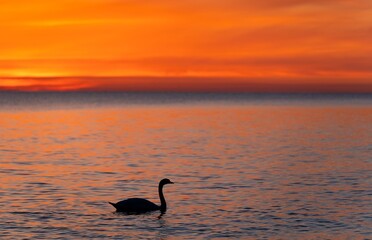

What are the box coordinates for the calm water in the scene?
[0,92,371,239]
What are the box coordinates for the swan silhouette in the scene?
[109,178,174,213]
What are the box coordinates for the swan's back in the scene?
[110,198,160,212]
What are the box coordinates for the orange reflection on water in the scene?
[0,103,371,238]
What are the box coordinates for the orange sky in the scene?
[0,0,371,92]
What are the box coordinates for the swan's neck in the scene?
[158,184,166,212]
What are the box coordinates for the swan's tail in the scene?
[108,202,117,209]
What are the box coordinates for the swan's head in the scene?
[160,178,174,186]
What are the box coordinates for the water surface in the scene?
[0,93,371,239]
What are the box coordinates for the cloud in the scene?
[1,54,371,81]
[0,0,370,91]
[1,76,371,93]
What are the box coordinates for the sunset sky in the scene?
[0,0,371,92]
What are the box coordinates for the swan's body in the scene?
[109,198,159,212]
[109,178,173,213]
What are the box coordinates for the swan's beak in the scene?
[169,181,174,184]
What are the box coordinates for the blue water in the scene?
[0,92,371,109]
[0,92,371,239]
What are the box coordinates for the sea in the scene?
[0,92,371,239]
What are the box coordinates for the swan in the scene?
[109,178,174,213]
